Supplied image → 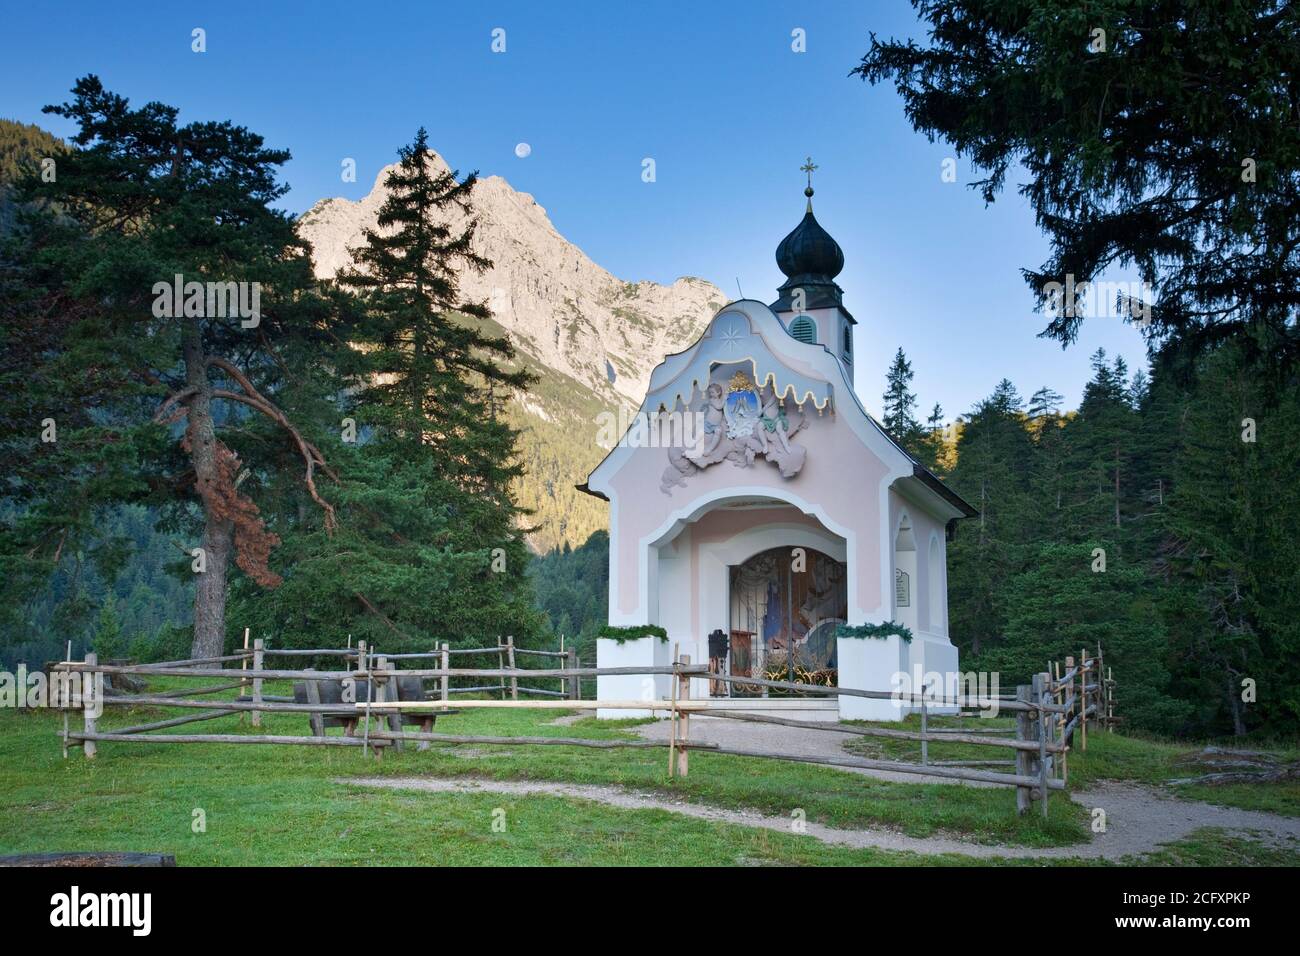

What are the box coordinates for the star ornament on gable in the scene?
[720,322,745,353]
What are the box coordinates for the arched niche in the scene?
[893,514,918,632]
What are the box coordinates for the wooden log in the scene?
[153,681,246,699]
[440,643,449,703]
[677,654,691,777]
[506,636,518,701]
[83,653,97,760]
[446,685,511,695]
[0,851,175,867]
[378,656,403,752]
[355,640,370,755]
[367,731,719,750]
[1080,647,1088,751]
[110,709,231,735]
[705,745,1064,789]
[101,695,371,715]
[251,639,264,728]
[53,662,710,681]
[511,648,570,658]
[668,643,679,779]
[67,732,387,748]
[304,671,324,737]
[364,699,711,712]
[129,652,251,669]
[1033,672,1049,819]
[920,678,929,766]
[704,709,1063,752]
[705,670,1062,712]
[239,627,250,725]
[567,648,579,701]
[1014,685,1032,815]
[924,727,1016,735]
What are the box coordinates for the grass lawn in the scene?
[0,678,1292,866]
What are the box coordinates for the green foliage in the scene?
[597,624,668,644]
[234,127,545,652]
[857,0,1300,373]
[882,347,922,452]
[837,621,913,643]
[531,529,608,661]
[0,119,65,182]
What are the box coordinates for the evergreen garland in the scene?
[836,621,914,643]
[597,624,669,644]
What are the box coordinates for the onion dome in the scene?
[770,158,853,322]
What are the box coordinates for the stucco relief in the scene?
[661,370,810,494]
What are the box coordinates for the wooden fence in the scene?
[50,641,1118,817]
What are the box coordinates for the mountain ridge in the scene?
[297,150,727,552]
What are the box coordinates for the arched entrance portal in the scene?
[725,546,847,697]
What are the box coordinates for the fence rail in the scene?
[51,639,1117,817]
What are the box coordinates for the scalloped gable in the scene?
[587,299,918,494]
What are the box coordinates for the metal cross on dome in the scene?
[801,156,818,189]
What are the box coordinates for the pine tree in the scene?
[1,77,339,658]
[882,347,922,453]
[294,128,544,649]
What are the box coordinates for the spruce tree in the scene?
[882,347,922,453]
[312,128,542,649]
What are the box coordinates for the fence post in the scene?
[1107,665,1115,732]
[303,668,325,737]
[919,678,930,766]
[676,654,691,778]
[379,655,403,752]
[506,635,518,701]
[357,640,369,754]
[1014,684,1032,815]
[567,647,579,700]
[497,641,507,700]
[1079,647,1088,752]
[83,652,98,759]
[1054,660,1067,783]
[239,627,250,725]
[251,638,264,728]
[1033,672,1049,819]
[440,643,450,702]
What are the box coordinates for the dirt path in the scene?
[343,718,1300,860]
[343,774,1300,861]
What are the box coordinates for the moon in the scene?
[514,142,531,159]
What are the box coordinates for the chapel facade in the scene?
[581,177,975,720]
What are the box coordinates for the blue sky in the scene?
[1,1,1150,419]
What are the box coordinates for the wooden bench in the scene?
[292,672,450,749]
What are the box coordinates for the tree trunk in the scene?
[182,321,232,660]
[193,516,234,659]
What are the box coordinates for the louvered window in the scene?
[789,315,816,343]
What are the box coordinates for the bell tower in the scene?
[769,157,855,374]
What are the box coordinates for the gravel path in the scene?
[342,719,1300,860]
[344,774,1300,861]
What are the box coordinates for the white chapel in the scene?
[581,172,976,720]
